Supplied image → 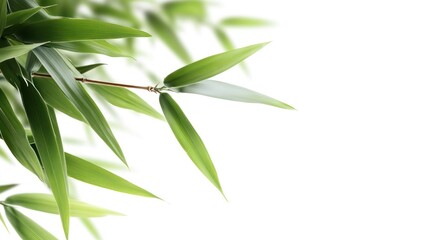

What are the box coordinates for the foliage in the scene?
[0,0,293,239]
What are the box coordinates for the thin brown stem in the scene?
[32,72,161,93]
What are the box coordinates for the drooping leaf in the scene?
[80,218,102,240]
[75,63,106,74]
[164,42,269,87]
[146,12,191,63]
[0,0,7,36]
[0,145,12,163]
[5,7,43,27]
[5,193,122,217]
[4,206,57,240]
[66,153,158,198]
[48,40,132,58]
[10,18,150,42]
[0,88,44,179]
[33,47,126,165]
[220,17,272,27]
[213,27,234,51]
[0,211,7,231]
[159,93,223,194]
[0,184,18,194]
[90,84,164,120]
[162,1,206,22]
[20,82,70,237]
[0,43,46,64]
[176,80,295,109]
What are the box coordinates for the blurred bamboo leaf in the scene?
[90,84,164,120]
[0,146,12,163]
[48,41,132,58]
[0,0,6,37]
[220,17,272,27]
[0,184,18,194]
[213,27,234,51]
[176,80,294,109]
[33,47,127,165]
[5,7,43,27]
[66,153,159,198]
[10,18,150,42]
[0,43,46,63]
[80,218,101,240]
[20,83,70,237]
[162,1,206,22]
[0,88,44,179]
[0,211,7,231]
[4,206,57,240]
[164,42,269,87]
[5,193,122,217]
[146,12,191,63]
[159,93,223,194]
[90,3,140,27]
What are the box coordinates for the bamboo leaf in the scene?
[0,88,45,179]
[8,0,50,21]
[214,27,234,51]
[90,84,164,120]
[146,12,191,63]
[66,153,158,198]
[176,80,295,109]
[5,7,43,27]
[159,93,223,194]
[220,17,272,27]
[6,193,122,217]
[164,42,269,87]
[0,43,46,64]
[4,206,57,240]
[11,18,150,42]
[20,82,70,237]
[75,63,106,74]
[0,0,6,36]
[0,184,18,194]
[162,1,206,22]
[33,47,127,165]
[80,218,101,240]
[48,40,132,58]
[0,211,7,232]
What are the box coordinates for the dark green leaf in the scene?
[146,12,191,63]
[20,83,70,237]
[5,7,43,27]
[176,80,295,109]
[6,193,122,217]
[11,18,150,42]
[0,0,7,36]
[66,153,158,198]
[8,0,50,21]
[48,40,132,58]
[0,88,44,179]
[0,43,46,63]
[220,17,272,27]
[4,206,57,240]
[159,93,223,194]
[0,184,18,194]
[33,47,126,165]
[164,42,269,87]
[90,84,164,120]
[75,63,106,74]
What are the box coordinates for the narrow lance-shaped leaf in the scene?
[0,211,7,232]
[4,206,57,240]
[220,17,272,27]
[5,7,43,27]
[0,88,44,179]
[164,42,269,87]
[159,93,223,194]
[10,18,150,42]
[20,83,69,237]
[162,1,206,22]
[176,80,295,109]
[8,0,50,21]
[66,153,158,198]
[75,63,106,74]
[90,84,164,120]
[0,184,18,194]
[5,193,122,218]
[0,43,46,63]
[80,218,102,240]
[33,47,127,165]
[214,27,234,51]
[146,12,191,63]
[48,40,132,58]
[0,0,6,36]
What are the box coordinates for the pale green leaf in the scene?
[20,82,70,237]
[159,93,223,194]
[48,40,132,58]
[66,153,158,198]
[5,7,43,27]
[162,1,206,22]
[6,193,122,217]
[11,18,150,42]
[33,47,127,165]
[214,27,234,51]
[4,206,57,240]
[176,80,295,109]
[220,17,272,27]
[164,42,269,87]
[0,43,46,64]
[0,211,7,232]
[0,184,18,194]
[80,218,101,240]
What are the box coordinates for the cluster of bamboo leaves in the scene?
[0,0,293,239]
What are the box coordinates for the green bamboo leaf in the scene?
[90,84,164,120]
[66,153,158,198]
[33,47,127,165]
[162,1,206,22]
[214,27,234,51]
[6,193,122,217]
[146,12,191,63]
[8,0,50,21]
[0,146,12,163]
[5,7,43,27]
[0,88,44,179]
[220,17,272,27]
[159,93,223,194]
[10,18,150,42]
[20,83,69,237]
[0,43,46,64]
[0,184,18,194]
[90,3,140,27]
[164,42,269,87]
[48,40,132,58]
[4,206,57,240]
[80,218,101,240]
[0,0,7,36]
[75,63,106,74]
[0,211,7,232]
[175,80,295,109]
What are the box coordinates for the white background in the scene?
[2,0,429,239]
